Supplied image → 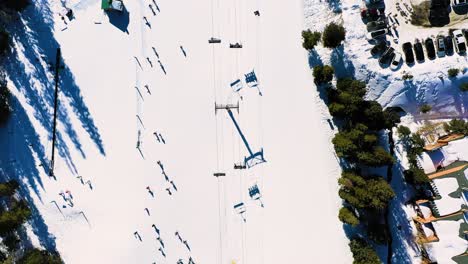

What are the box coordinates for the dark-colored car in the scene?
[379,47,395,65]
[366,20,387,32]
[425,38,436,59]
[402,42,415,64]
[445,35,454,55]
[371,41,388,56]
[414,41,425,62]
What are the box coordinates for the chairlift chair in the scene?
[248,184,264,207]
[234,202,247,222]
[209,37,222,44]
[230,43,243,48]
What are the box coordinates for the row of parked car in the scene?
[370,30,467,69]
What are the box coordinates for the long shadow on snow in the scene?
[330,46,355,79]
[0,95,57,251]
[108,7,130,34]
[5,2,106,161]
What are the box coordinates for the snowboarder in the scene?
[158,60,167,74]
[170,180,177,191]
[183,240,191,251]
[152,0,160,12]
[165,188,172,195]
[143,17,151,28]
[152,224,160,235]
[86,180,93,190]
[254,10,260,16]
[149,4,156,15]
[188,257,195,264]
[180,46,187,57]
[175,231,182,242]
[153,132,161,142]
[134,231,142,241]
[157,160,164,171]
[163,172,169,182]
[157,236,165,248]
[146,186,154,197]
[158,247,166,258]
[147,57,153,67]
[134,56,143,69]
[159,133,165,144]
[152,47,159,58]
[177,259,184,264]
[144,208,150,215]
[77,175,84,184]
[144,84,151,95]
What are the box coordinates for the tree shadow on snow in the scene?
[308,49,323,69]
[330,46,356,79]
[0,0,108,252]
[0,95,58,251]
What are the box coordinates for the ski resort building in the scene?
[409,161,468,263]
[101,0,124,12]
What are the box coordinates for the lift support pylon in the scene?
[215,102,266,168]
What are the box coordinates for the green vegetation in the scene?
[302,30,321,50]
[460,82,468,92]
[338,171,395,210]
[0,28,9,56]
[349,238,381,264]
[419,104,432,113]
[0,199,31,236]
[322,22,346,49]
[448,68,459,78]
[0,84,12,126]
[410,2,430,26]
[339,207,360,226]
[313,65,334,84]
[18,249,63,264]
[0,0,30,12]
[0,180,19,197]
[397,125,411,138]
[444,119,468,135]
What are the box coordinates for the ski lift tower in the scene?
[215,103,266,168]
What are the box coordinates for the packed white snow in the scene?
[2,0,353,263]
[426,219,468,263]
[433,178,462,216]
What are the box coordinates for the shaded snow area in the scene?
[426,219,468,264]
[433,178,462,216]
[1,0,353,263]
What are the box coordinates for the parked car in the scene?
[425,38,436,59]
[379,47,395,65]
[390,52,402,70]
[402,42,415,64]
[361,8,382,21]
[445,35,454,54]
[414,41,425,62]
[436,36,446,57]
[452,0,468,6]
[453,29,467,54]
[366,29,388,41]
[371,41,388,56]
[366,20,387,32]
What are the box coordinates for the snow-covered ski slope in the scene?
[3,0,351,263]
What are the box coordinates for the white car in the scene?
[453,30,467,54]
[390,52,402,70]
[366,29,388,41]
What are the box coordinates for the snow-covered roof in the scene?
[441,138,468,167]
[420,152,437,174]
[427,220,468,263]
[433,178,463,216]
[420,205,433,219]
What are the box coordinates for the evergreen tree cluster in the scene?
[301,22,346,51]
[338,171,395,210]
[338,207,360,226]
[349,238,381,264]
[444,119,468,135]
[301,30,321,50]
[397,126,429,184]
[312,65,334,84]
